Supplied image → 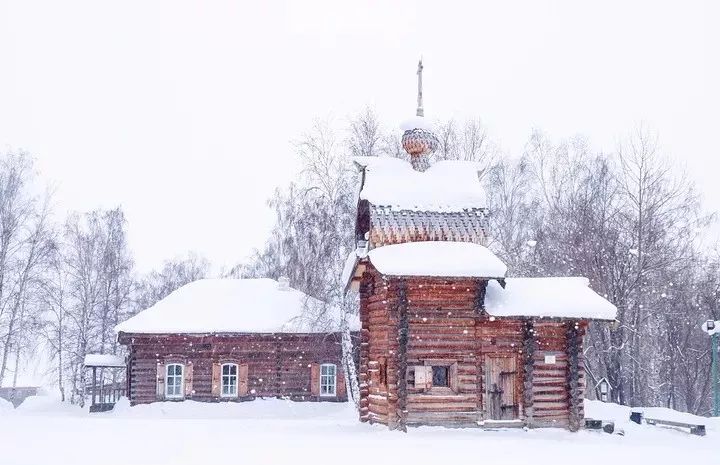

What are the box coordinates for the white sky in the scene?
[1,0,718,273]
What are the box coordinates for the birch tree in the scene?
[135,253,210,311]
[0,152,55,387]
[61,208,133,405]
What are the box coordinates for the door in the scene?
[484,355,519,421]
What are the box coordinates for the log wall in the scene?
[357,267,590,430]
[118,333,348,405]
[405,278,483,427]
[526,321,587,428]
[358,272,396,425]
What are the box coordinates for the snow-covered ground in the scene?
[0,397,717,465]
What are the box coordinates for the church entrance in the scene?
[484,355,520,421]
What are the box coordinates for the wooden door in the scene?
[484,355,519,421]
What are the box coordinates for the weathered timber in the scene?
[523,319,536,424]
[356,264,590,431]
[565,322,584,431]
[119,332,350,404]
[394,279,409,432]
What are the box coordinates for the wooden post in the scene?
[91,367,97,407]
[126,353,132,404]
[358,279,371,423]
[566,322,583,431]
[522,320,536,426]
[275,337,282,398]
[474,281,487,422]
[395,279,409,432]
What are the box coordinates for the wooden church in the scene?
[342,61,617,431]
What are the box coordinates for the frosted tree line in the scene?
[1,109,717,415]
[0,151,210,405]
[241,109,719,415]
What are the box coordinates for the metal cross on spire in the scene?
[416,58,424,117]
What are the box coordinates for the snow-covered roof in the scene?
[83,354,126,368]
[341,251,360,290]
[701,320,720,336]
[484,277,617,321]
[115,278,359,335]
[353,157,486,211]
[400,116,433,132]
[366,241,507,278]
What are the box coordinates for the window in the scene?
[165,363,184,398]
[320,363,336,396]
[379,357,387,387]
[432,366,448,387]
[221,363,238,397]
[412,361,458,393]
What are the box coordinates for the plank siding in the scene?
[118,333,348,405]
[357,264,591,430]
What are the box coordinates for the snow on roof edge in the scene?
[115,278,360,335]
[367,241,507,278]
[485,277,617,321]
[83,354,126,368]
[351,157,487,212]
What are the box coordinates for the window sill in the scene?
[423,387,458,395]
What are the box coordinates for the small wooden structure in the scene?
[83,353,127,412]
[342,98,617,430]
[595,377,612,402]
[116,278,358,405]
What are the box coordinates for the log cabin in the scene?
[341,60,617,431]
[115,278,358,405]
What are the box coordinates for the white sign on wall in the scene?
[544,354,556,364]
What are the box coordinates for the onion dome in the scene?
[401,59,438,172]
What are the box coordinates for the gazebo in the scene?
[83,354,126,412]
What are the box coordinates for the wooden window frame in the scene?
[220,363,239,398]
[165,363,184,399]
[319,363,337,397]
[413,360,459,394]
[379,357,387,387]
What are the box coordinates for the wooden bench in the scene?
[630,411,706,436]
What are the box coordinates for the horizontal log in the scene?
[407,394,477,403]
[407,403,478,412]
[533,394,568,403]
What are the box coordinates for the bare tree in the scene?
[39,248,68,400]
[501,128,713,409]
[135,253,210,311]
[347,107,383,158]
[0,152,55,387]
[243,112,718,414]
[483,156,541,274]
[434,118,497,172]
[60,208,133,405]
[240,114,373,406]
